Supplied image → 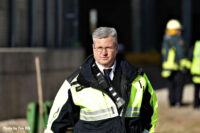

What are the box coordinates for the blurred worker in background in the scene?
[188,40,200,109]
[45,27,158,133]
[161,19,189,107]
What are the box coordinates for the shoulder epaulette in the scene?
[67,67,81,83]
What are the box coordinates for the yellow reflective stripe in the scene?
[162,47,179,70]
[193,41,200,56]
[168,47,175,62]
[162,61,178,70]
[180,58,191,70]
[128,75,145,108]
[191,40,200,75]
[161,70,171,78]
[80,107,117,121]
[192,76,200,84]
[191,58,200,74]
[125,107,140,117]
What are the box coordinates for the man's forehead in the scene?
[94,36,114,42]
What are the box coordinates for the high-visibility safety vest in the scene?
[70,74,158,133]
[190,40,200,84]
[161,37,189,78]
[161,46,179,78]
[71,82,119,121]
[45,73,158,133]
[125,74,158,133]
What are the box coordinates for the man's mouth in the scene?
[101,57,108,60]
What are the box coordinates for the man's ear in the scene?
[92,44,95,53]
[116,44,119,51]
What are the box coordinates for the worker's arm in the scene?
[141,74,158,133]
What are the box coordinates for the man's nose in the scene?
[102,48,108,54]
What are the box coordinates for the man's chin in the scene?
[100,60,109,65]
[100,62,111,67]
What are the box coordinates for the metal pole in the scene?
[74,0,79,42]
[55,0,62,48]
[143,0,156,51]
[182,0,191,46]
[29,0,36,47]
[44,0,51,48]
[9,0,17,47]
[131,0,142,52]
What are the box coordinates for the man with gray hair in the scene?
[45,27,158,133]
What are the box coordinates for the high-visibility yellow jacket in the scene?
[161,34,189,78]
[190,40,200,84]
[45,55,158,133]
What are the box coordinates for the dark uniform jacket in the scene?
[45,54,158,133]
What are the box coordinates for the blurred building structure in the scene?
[0,0,200,120]
[0,0,199,52]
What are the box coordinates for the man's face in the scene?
[93,36,118,68]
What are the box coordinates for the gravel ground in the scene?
[156,84,200,133]
[0,84,199,133]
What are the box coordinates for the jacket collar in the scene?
[77,54,138,86]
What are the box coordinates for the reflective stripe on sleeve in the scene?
[125,112,140,117]
[80,107,118,121]
[124,106,140,117]
[126,107,140,112]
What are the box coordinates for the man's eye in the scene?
[97,47,103,50]
[106,47,112,50]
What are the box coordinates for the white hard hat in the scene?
[166,19,182,29]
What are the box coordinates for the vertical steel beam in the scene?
[131,0,142,52]
[73,0,79,42]
[9,0,17,47]
[29,0,36,47]
[63,0,79,48]
[55,0,62,48]
[182,0,191,46]
[44,0,51,48]
[143,0,156,51]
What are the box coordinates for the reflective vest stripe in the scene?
[125,107,140,117]
[125,112,140,117]
[80,107,114,115]
[80,107,117,121]
[126,107,140,112]
[161,47,179,78]
[180,58,191,70]
[80,113,113,121]
[162,47,179,71]
[125,75,145,118]
[192,76,200,84]
[191,41,200,76]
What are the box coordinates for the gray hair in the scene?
[92,27,118,46]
